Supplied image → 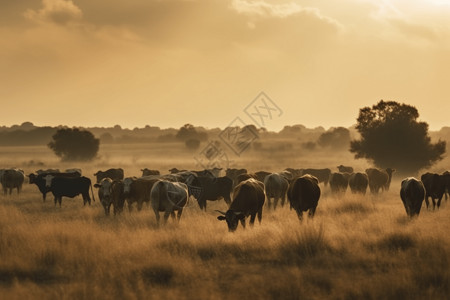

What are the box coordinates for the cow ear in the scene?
[217,216,226,221]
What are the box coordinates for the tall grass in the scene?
[0,145,448,299]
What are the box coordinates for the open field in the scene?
[0,144,449,299]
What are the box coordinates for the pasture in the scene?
[0,143,449,299]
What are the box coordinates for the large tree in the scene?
[48,128,100,161]
[350,100,446,174]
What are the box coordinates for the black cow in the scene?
[421,172,446,210]
[287,175,321,221]
[44,175,95,207]
[337,165,353,173]
[94,168,124,183]
[28,172,81,202]
[400,177,425,218]
[329,172,349,195]
[188,175,233,211]
[225,168,248,187]
[348,172,369,195]
[216,179,265,232]
[301,168,331,186]
[141,168,160,177]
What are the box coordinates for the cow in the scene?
[141,168,160,177]
[216,178,265,232]
[301,168,331,186]
[337,165,353,173]
[254,171,271,183]
[279,170,293,182]
[348,172,369,195]
[123,177,159,212]
[284,168,304,179]
[365,168,395,194]
[150,180,189,226]
[235,173,257,185]
[209,167,223,177]
[264,173,289,210]
[169,168,187,174]
[329,172,349,195]
[28,171,81,202]
[443,171,450,200]
[187,175,233,211]
[1,169,25,195]
[94,168,124,183]
[400,177,425,218]
[192,169,215,178]
[287,174,321,221]
[44,175,95,207]
[421,172,446,210]
[225,168,248,187]
[94,178,114,215]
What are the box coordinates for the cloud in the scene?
[24,0,82,25]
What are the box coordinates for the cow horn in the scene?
[215,210,226,215]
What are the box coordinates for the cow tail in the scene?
[90,183,96,202]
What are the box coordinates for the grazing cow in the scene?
[141,168,160,177]
[421,172,446,210]
[348,172,369,195]
[225,168,248,187]
[123,177,159,212]
[44,175,95,207]
[365,168,395,194]
[28,171,81,202]
[337,165,353,173]
[187,175,233,211]
[150,180,189,225]
[94,178,114,215]
[301,168,331,186]
[329,172,349,195]
[264,173,289,210]
[400,177,425,218]
[287,175,321,221]
[94,168,124,183]
[284,168,304,179]
[1,169,25,195]
[216,178,265,232]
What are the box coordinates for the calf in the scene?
[1,169,25,195]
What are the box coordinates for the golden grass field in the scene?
[0,142,449,299]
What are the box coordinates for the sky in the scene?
[1,0,450,131]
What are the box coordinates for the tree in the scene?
[317,127,350,150]
[176,124,208,142]
[48,128,100,161]
[350,100,446,174]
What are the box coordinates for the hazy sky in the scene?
[1,0,450,131]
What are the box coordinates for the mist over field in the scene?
[0,135,449,299]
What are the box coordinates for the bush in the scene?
[185,139,200,150]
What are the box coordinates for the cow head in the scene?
[43,175,54,188]
[123,177,135,195]
[28,173,36,184]
[216,210,245,232]
[94,178,113,200]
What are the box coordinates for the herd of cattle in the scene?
[0,165,449,231]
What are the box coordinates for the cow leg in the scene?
[249,213,256,227]
[296,210,303,222]
[240,219,246,229]
[163,211,171,223]
[43,192,47,202]
[58,197,62,207]
[281,195,286,207]
[137,200,143,212]
[177,209,183,221]
[257,208,263,224]
[170,211,176,221]
[203,200,207,212]
[273,197,279,210]
[154,212,160,226]
[128,201,133,213]
[308,206,317,218]
[432,197,437,210]
[424,197,430,209]
[437,196,443,209]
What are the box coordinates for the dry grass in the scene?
[0,144,449,299]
